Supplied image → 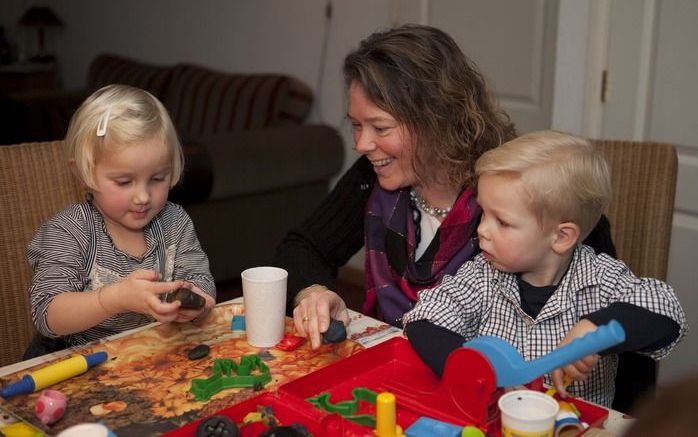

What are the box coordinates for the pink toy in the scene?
[35,389,68,424]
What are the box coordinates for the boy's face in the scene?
[92,136,172,236]
[476,173,560,285]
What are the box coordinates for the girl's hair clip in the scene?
[96,108,111,137]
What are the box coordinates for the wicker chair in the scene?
[592,139,678,413]
[0,141,83,367]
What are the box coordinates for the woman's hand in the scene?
[293,285,350,349]
[101,269,187,323]
[551,319,600,397]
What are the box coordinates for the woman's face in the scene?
[347,82,417,191]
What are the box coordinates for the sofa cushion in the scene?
[190,125,343,200]
[164,64,313,139]
[87,54,173,100]
[168,142,213,205]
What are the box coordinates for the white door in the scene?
[576,0,698,386]
[396,0,559,133]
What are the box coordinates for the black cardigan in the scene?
[273,156,618,312]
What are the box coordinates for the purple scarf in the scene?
[363,186,480,325]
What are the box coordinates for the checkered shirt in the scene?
[403,245,687,407]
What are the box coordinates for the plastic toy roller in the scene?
[463,319,626,388]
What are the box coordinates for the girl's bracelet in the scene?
[97,287,111,316]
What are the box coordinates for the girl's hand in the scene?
[551,319,600,397]
[293,285,350,349]
[172,284,215,323]
[101,269,187,323]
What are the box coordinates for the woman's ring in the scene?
[302,316,309,322]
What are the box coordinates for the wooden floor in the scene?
[216,278,365,312]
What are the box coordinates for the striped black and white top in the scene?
[403,245,687,407]
[28,201,216,346]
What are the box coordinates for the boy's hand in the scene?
[172,284,215,323]
[551,319,600,397]
[102,269,187,322]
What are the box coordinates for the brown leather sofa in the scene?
[5,54,344,283]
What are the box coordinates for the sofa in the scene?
[6,54,344,284]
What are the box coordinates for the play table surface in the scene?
[0,299,632,436]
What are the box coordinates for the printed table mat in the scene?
[0,302,363,436]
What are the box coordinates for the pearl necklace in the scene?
[409,189,452,219]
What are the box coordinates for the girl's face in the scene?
[347,82,417,191]
[91,136,172,236]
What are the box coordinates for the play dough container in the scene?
[499,390,559,437]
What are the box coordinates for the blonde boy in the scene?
[403,130,686,407]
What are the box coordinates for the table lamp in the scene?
[18,6,63,62]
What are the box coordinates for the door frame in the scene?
[553,0,659,140]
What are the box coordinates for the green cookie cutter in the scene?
[306,387,378,427]
[191,355,272,401]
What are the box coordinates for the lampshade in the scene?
[18,6,64,62]
[19,6,63,28]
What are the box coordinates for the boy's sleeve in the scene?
[584,302,680,355]
[595,255,687,359]
[405,320,465,376]
[28,221,89,338]
[402,258,486,338]
[173,207,216,301]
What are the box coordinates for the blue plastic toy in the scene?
[231,315,245,331]
[405,416,463,437]
[463,319,625,387]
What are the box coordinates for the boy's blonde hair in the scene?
[475,130,611,240]
[65,84,183,190]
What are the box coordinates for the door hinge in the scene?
[601,70,608,103]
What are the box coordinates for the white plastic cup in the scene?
[241,266,288,347]
[499,390,560,437]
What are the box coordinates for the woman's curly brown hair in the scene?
[344,24,517,190]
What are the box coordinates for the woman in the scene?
[274,24,614,349]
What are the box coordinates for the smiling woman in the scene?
[273,24,519,349]
[274,23,617,353]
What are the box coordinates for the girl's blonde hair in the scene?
[475,130,611,239]
[65,84,183,190]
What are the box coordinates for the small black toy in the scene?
[166,288,206,310]
[196,415,239,437]
[188,344,211,360]
[321,318,347,344]
[259,423,311,437]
